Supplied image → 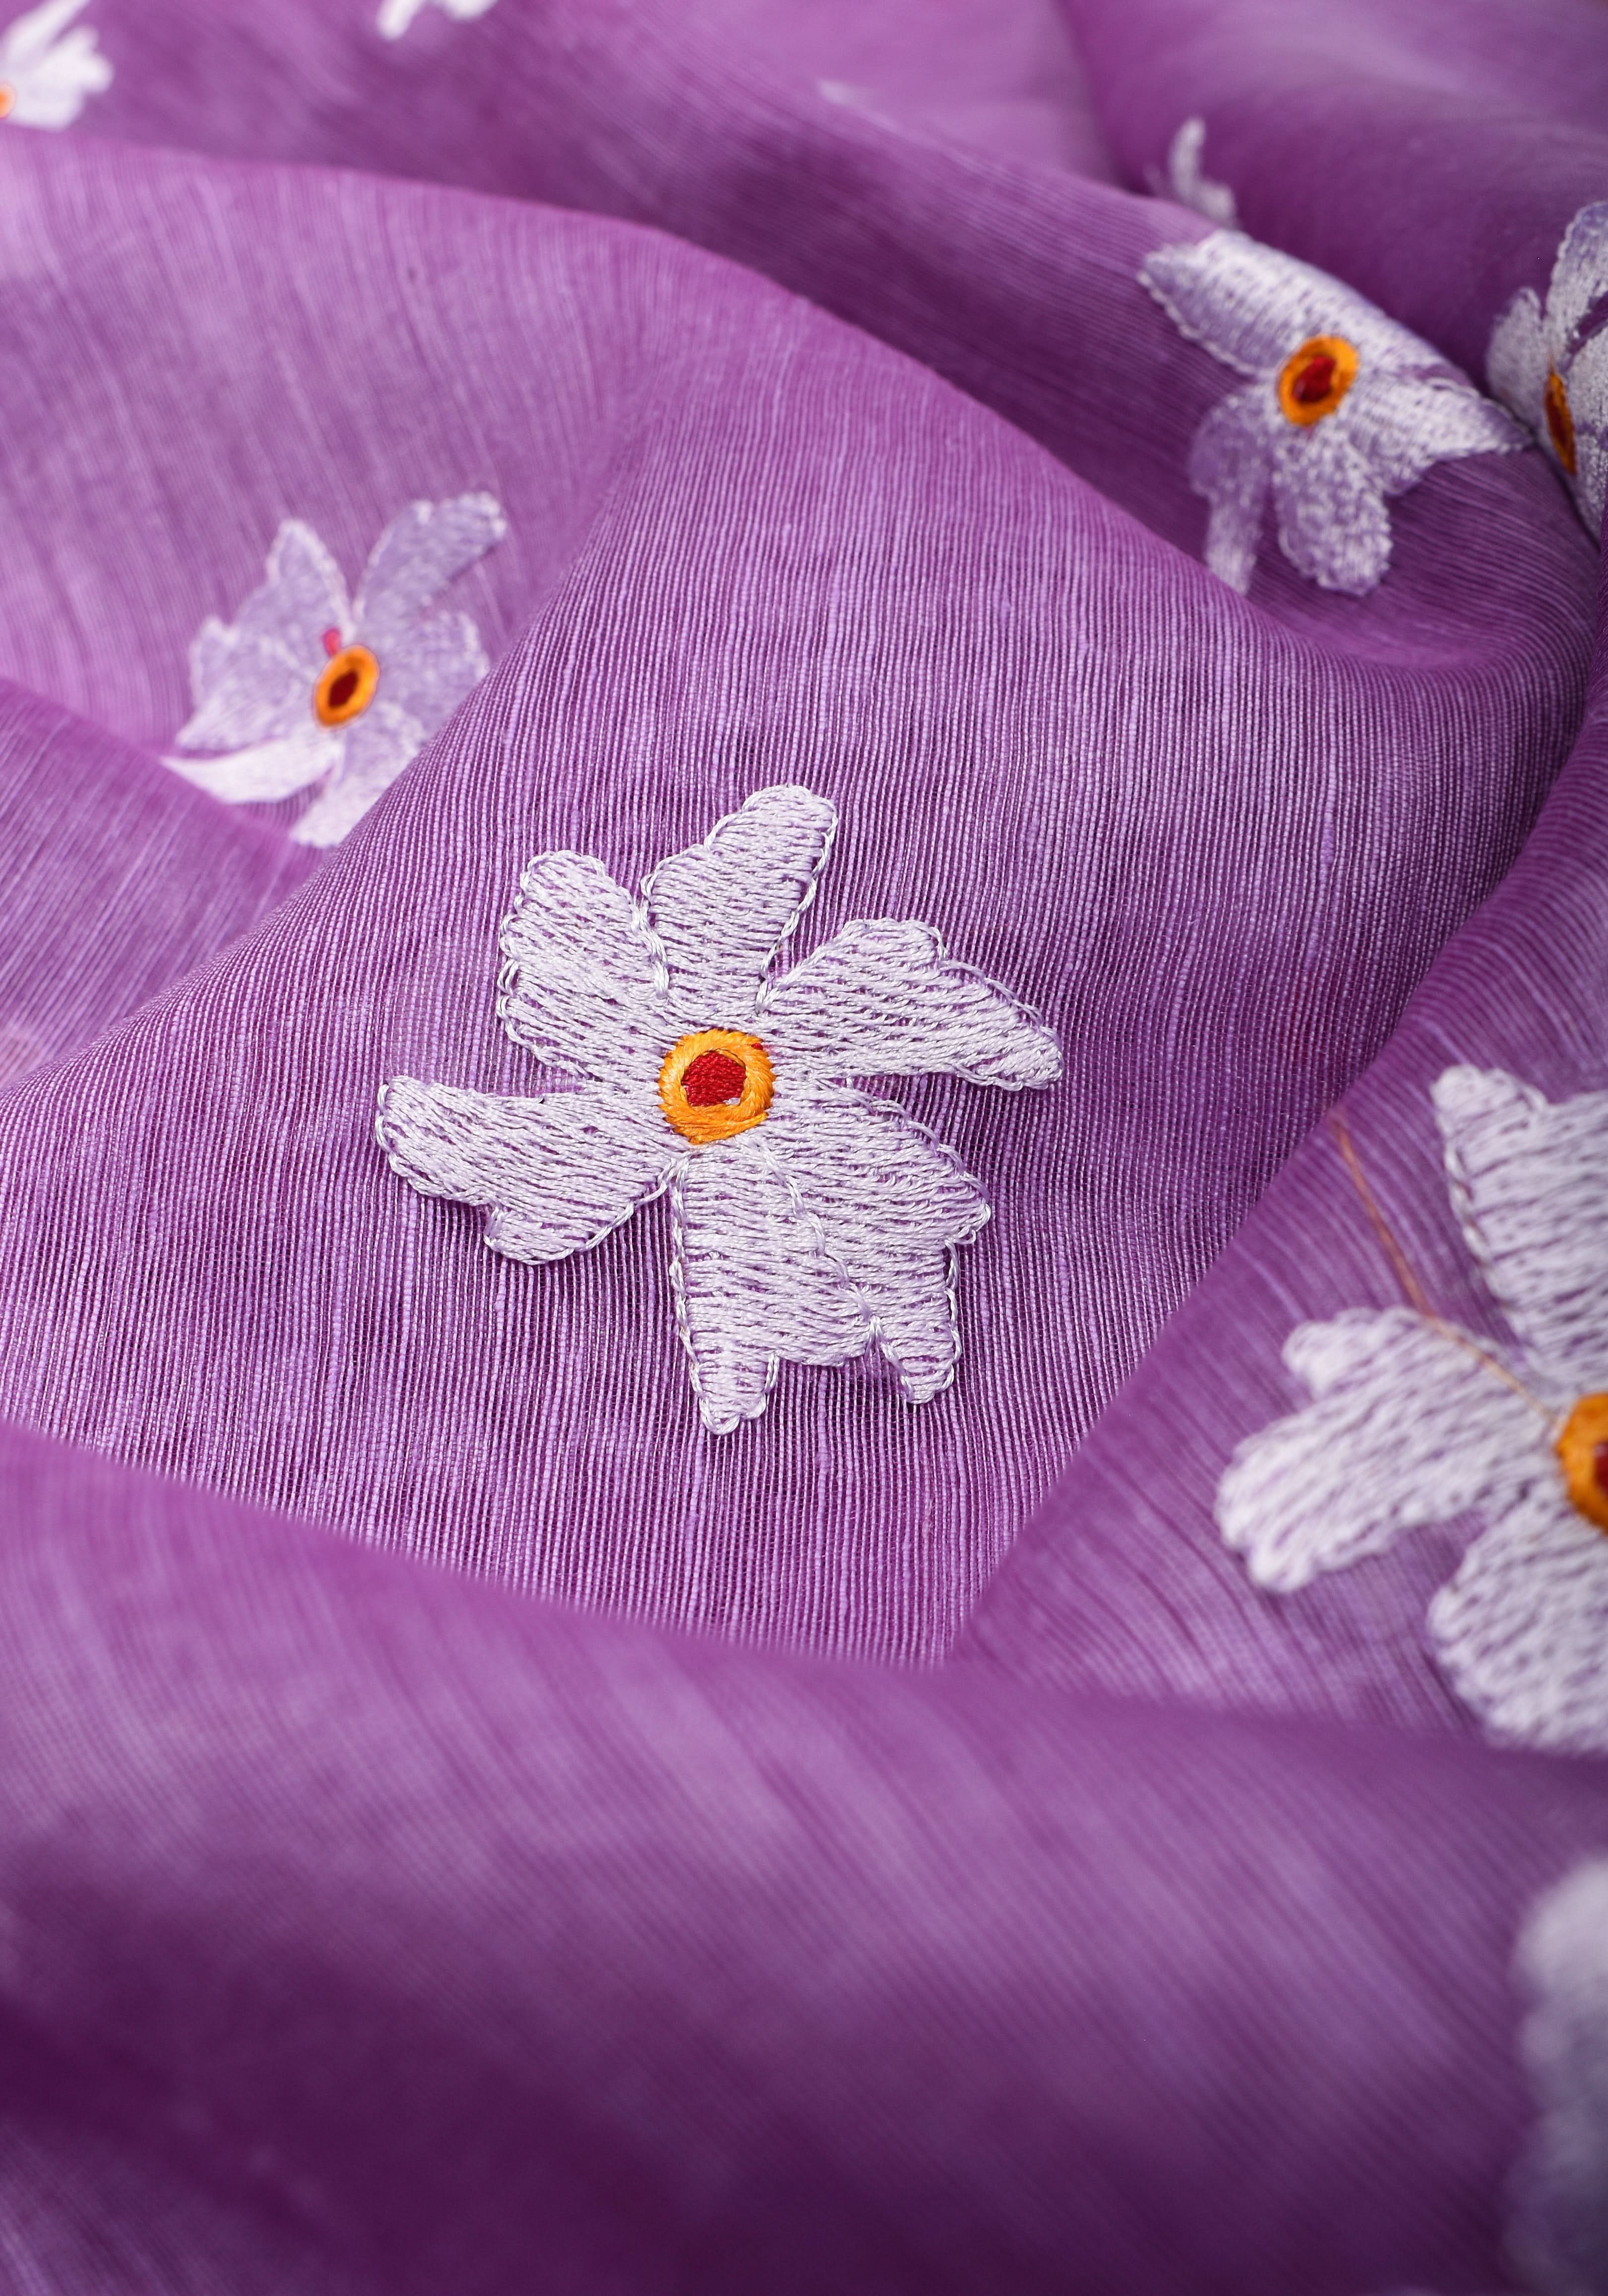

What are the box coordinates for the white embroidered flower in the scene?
[0,0,110,128]
[1147,118,1237,227]
[1218,1067,1608,1756]
[376,0,497,38]
[1488,202,1608,540]
[1141,232,1523,594]
[1511,1859,1608,2296]
[166,496,506,848]
[378,786,1061,1434]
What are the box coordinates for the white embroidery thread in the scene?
[376,0,497,38]
[1141,232,1523,594]
[1217,1068,1608,1756]
[1488,201,1608,541]
[0,0,110,127]
[378,786,1061,1434]
[165,495,506,847]
[1147,118,1238,227]
[1512,1859,1608,2296]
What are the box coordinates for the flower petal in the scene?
[1187,385,1273,591]
[1487,286,1551,432]
[1428,1487,1608,1756]
[1548,200,1608,355]
[1510,1858,1608,2294]
[163,722,338,804]
[645,784,837,1028]
[497,852,669,1085]
[1344,369,1523,493]
[1216,1306,1545,1594]
[291,702,423,847]
[376,607,489,734]
[0,0,92,66]
[670,1126,869,1432]
[175,520,348,750]
[769,1084,992,1401]
[377,1077,671,1263]
[759,918,1059,1088]
[1566,326,1608,535]
[1433,1067,1608,1398]
[1163,118,1237,228]
[6,26,111,125]
[355,495,507,657]
[1270,424,1392,594]
[1141,233,1319,376]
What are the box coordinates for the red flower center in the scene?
[682,1049,749,1106]
[1595,1439,1608,1501]
[1288,353,1337,406]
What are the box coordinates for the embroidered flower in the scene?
[1488,202,1608,540]
[1141,232,1523,594]
[1147,118,1237,227]
[1217,1067,1608,1757]
[166,496,506,848]
[0,0,111,127]
[378,786,1061,1434]
[1511,1860,1608,2295]
[376,0,497,37]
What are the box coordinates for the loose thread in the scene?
[1327,1109,1555,1426]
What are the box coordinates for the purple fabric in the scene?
[0,0,1605,2283]
[2,1412,1607,2293]
[965,479,1608,1729]
[0,128,1591,1656]
[1057,0,1608,381]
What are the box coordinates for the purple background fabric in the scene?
[1,1413,1606,2293]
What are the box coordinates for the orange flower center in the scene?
[0,85,14,121]
[1544,369,1578,477]
[314,635,381,727]
[659,1029,773,1145]
[1277,334,1359,427]
[1556,1393,1608,1533]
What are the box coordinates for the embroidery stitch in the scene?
[1488,201,1608,538]
[376,0,498,37]
[1511,1860,1608,2295]
[1148,117,1238,226]
[0,0,110,128]
[1217,1068,1608,1755]
[165,495,506,847]
[1141,232,1523,593]
[377,786,1061,1433]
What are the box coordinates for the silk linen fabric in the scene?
[0,0,1605,2288]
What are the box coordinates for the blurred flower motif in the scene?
[1149,117,1237,226]
[1142,231,1522,593]
[376,0,498,38]
[0,0,111,127]
[1488,202,1608,540]
[379,786,1061,1433]
[166,496,506,848]
[1218,1067,1608,1757]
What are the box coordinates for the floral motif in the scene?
[1217,1067,1608,1756]
[166,496,506,847]
[1511,1859,1608,2296]
[1148,117,1237,227]
[1488,202,1608,540]
[1141,232,1523,594]
[376,0,497,38]
[0,0,111,127]
[378,786,1061,1433]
